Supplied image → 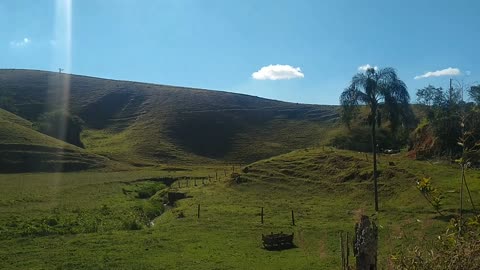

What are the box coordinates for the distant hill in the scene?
[0,69,339,166]
[0,108,107,172]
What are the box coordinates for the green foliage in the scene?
[340,67,413,133]
[430,111,462,157]
[331,125,409,152]
[339,68,414,155]
[136,200,165,223]
[1,207,132,238]
[121,213,143,230]
[36,110,85,148]
[411,84,480,159]
[416,85,446,121]
[1,151,480,268]
[393,215,480,270]
[416,85,445,107]
[468,85,480,105]
[0,202,165,239]
[340,68,413,211]
[416,177,444,215]
[135,182,167,199]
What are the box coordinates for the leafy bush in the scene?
[0,204,162,238]
[135,200,165,224]
[136,182,166,199]
[331,126,407,152]
[36,110,85,147]
[416,177,444,216]
[121,212,144,231]
[393,216,480,269]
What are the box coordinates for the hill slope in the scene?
[1,148,476,268]
[0,108,107,172]
[0,69,339,165]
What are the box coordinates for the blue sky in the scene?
[1,0,479,104]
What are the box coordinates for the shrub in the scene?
[331,126,406,152]
[135,200,165,224]
[122,216,143,231]
[36,110,85,147]
[136,182,166,199]
[393,215,480,269]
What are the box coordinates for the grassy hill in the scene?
[0,108,107,172]
[0,69,340,166]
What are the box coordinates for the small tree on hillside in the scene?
[416,85,444,118]
[416,85,444,106]
[340,67,411,211]
[36,110,85,148]
[414,83,467,158]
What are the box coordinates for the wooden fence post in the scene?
[346,231,350,268]
[354,215,378,270]
[197,204,200,219]
[340,232,345,270]
[291,210,295,226]
[261,207,264,224]
[340,231,350,270]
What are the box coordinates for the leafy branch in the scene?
[416,177,445,217]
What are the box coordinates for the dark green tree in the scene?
[415,84,465,157]
[468,85,480,105]
[340,67,411,211]
[36,110,85,148]
[416,85,444,107]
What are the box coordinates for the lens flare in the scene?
[48,0,72,175]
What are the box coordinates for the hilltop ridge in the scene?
[0,69,340,167]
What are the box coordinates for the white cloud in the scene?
[414,67,461,79]
[252,64,304,80]
[358,64,378,72]
[9,37,31,48]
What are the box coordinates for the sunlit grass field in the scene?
[1,148,478,269]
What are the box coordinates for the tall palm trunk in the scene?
[340,67,410,212]
[371,110,379,212]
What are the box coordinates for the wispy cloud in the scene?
[466,70,472,76]
[358,64,378,72]
[9,37,31,48]
[252,64,304,80]
[414,67,461,79]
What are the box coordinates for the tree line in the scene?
[339,67,480,211]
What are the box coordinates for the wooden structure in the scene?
[340,231,350,270]
[262,232,294,250]
[354,215,378,270]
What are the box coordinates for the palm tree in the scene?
[340,67,411,211]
